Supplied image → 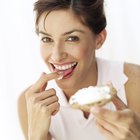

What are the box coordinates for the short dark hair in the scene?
[34,0,106,34]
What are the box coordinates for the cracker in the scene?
[69,85,117,112]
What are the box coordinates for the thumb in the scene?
[112,95,127,110]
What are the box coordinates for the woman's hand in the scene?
[25,72,61,140]
[90,95,140,140]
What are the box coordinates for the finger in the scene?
[40,95,59,106]
[96,118,117,134]
[33,89,56,102]
[91,106,127,122]
[47,102,60,115]
[95,118,128,139]
[105,82,127,110]
[95,120,115,140]
[29,72,60,93]
[112,95,127,110]
[37,89,56,100]
[91,106,115,119]
[52,108,59,116]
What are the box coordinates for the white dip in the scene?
[69,86,111,105]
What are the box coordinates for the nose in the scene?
[51,42,67,62]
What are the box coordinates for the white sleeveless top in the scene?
[47,57,128,140]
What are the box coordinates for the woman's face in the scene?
[38,9,100,91]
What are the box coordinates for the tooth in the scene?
[66,65,69,69]
[53,62,77,70]
[62,65,66,70]
[55,65,59,69]
[68,64,71,68]
[73,62,77,65]
[58,66,61,70]
[72,63,75,66]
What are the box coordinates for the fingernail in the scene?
[90,106,100,114]
[57,75,63,80]
[41,72,46,75]
[56,71,64,80]
[57,71,64,75]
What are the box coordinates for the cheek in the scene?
[40,46,51,61]
[70,45,94,60]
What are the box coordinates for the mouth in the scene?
[50,62,78,79]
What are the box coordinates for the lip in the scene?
[62,65,76,79]
[49,62,78,79]
[63,72,73,79]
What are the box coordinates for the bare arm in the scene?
[124,62,140,116]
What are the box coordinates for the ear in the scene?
[95,29,107,50]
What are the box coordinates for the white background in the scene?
[0,0,140,139]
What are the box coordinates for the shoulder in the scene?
[124,62,140,78]
[124,62,140,88]
[124,62,140,116]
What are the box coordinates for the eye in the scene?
[41,37,53,43]
[66,36,79,42]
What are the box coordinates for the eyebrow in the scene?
[62,29,85,35]
[38,29,85,36]
[39,31,52,36]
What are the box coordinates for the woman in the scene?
[18,0,140,140]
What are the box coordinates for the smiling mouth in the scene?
[50,62,78,79]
